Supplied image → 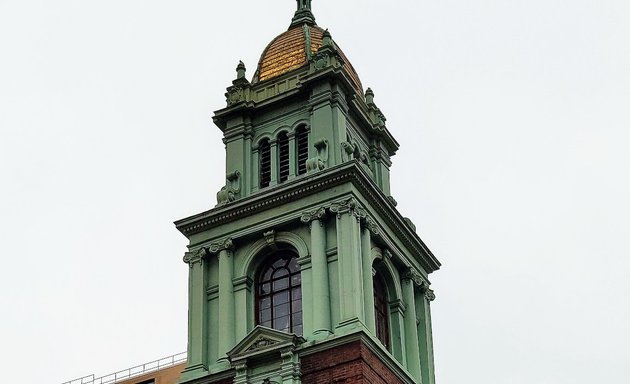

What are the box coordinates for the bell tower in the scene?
[175,2,441,384]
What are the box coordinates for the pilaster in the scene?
[301,207,331,339]
[181,248,209,380]
[330,197,366,330]
[402,268,423,382]
[360,216,378,335]
[211,238,236,363]
[417,283,436,384]
[270,139,278,186]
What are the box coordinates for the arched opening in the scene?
[259,139,271,188]
[374,273,391,350]
[256,251,302,335]
[277,132,290,183]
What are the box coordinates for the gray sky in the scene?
[1,1,629,383]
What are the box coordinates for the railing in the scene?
[62,352,186,384]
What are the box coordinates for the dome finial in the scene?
[291,0,316,27]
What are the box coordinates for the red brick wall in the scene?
[301,340,404,384]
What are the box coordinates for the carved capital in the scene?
[300,207,326,226]
[424,288,436,302]
[402,268,424,287]
[208,238,235,255]
[418,280,436,301]
[361,215,380,235]
[183,247,208,268]
[329,197,367,221]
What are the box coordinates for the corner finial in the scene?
[322,29,332,47]
[236,60,246,80]
[291,0,316,27]
[365,88,375,105]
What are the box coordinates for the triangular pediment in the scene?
[228,325,305,363]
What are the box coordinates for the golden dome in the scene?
[252,24,363,92]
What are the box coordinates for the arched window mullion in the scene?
[256,251,302,335]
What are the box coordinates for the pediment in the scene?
[228,325,305,362]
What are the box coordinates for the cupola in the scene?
[251,2,363,92]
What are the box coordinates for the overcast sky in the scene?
[1,1,629,383]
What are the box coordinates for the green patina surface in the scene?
[175,2,440,384]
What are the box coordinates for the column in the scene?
[288,132,297,179]
[181,248,208,378]
[270,140,278,186]
[402,269,422,382]
[417,285,436,384]
[213,238,235,363]
[252,147,260,191]
[330,197,365,328]
[361,219,376,334]
[301,207,331,338]
[243,126,253,194]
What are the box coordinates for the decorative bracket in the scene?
[264,230,278,251]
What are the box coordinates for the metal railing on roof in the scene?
[62,352,186,384]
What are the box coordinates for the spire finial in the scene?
[291,0,316,27]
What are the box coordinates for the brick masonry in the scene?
[301,340,404,384]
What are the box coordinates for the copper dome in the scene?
[252,24,363,93]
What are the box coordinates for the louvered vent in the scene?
[278,132,290,183]
[259,140,271,188]
[296,126,309,175]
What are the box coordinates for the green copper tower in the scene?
[175,2,441,384]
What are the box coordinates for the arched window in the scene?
[295,126,309,175]
[256,252,302,335]
[278,132,290,183]
[374,275,390,350]
[259,139,271,188]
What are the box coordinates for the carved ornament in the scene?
[424,288,436,302]
[402,268,424,287]
[207,238,235,255]
[329,197,367,221]
[362,215,380,235]
[300,207,326,225]
[245,337,277,352]
[263,230,278,251]
[183,247,208,267]
[216,170,241,207]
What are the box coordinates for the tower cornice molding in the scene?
[174,162,441,273]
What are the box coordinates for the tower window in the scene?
[256,252,302,335]
[296,126,309,175]
[278,132,290,183]
[259,139,271,188]
[374,275,390,350]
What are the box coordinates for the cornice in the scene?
[174,162,441,273]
